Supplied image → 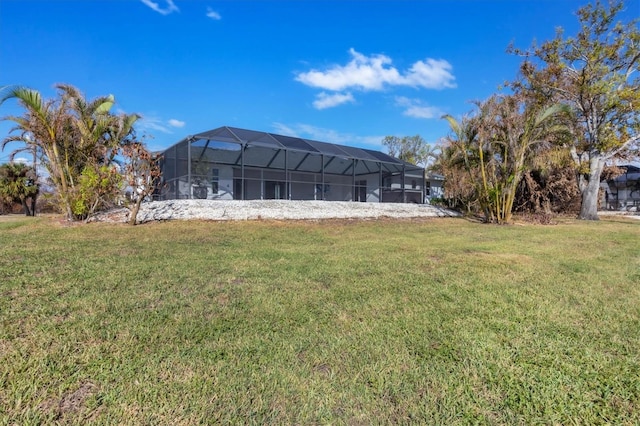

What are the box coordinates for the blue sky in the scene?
[1,0,638,163]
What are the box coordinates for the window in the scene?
[412,179,417,189]
[211,168,219,194]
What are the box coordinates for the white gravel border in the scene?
[92,200,461,223]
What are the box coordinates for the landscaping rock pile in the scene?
[91,200,461,223]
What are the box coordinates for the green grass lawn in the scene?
[1,215,639,424]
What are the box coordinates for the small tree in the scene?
[0,162,39,216]
[382,135,436,166]
[122,142,162,225]
[72,164,123,221]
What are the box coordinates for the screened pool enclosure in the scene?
[159,126,426,203]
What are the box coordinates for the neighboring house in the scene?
[425,173,444,201]
[601,165,640,211]
[158,126,427,203]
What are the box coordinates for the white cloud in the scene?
[312,92,355,110]
[403,59,457,90]
[271,122,385,148]
[403,105,442,119]
[168,119,186,128]
[206,7,221,20]
[137,115,185,134]
[140,0,179,15]
[395,96,443,119]
[139,118,170,134]
[270,122,297,137]
[295,48,456,93]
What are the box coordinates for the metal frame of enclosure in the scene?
[603,165,640,210]
[158,126,426,203]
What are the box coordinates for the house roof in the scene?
[172,126,422,169]
[622,165,640,174]
[609,164,640,183]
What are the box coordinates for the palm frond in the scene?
[1,87,44,115]
[94,95,115,114]
[534,103,571,127]
[441,114,461,137]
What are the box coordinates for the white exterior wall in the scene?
[360,173,381,202]
[211,165,233,200]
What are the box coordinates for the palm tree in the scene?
[483,95,570,222]
[0,162,38,216]
[1,84,140,220]
[1,85,74,218]
[441,112,493,220]
[442,95,569,223]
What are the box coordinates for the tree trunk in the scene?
[128,197,143,225]
[578,157,605,220]
[49,143,74,221]
[21,199,32,216]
